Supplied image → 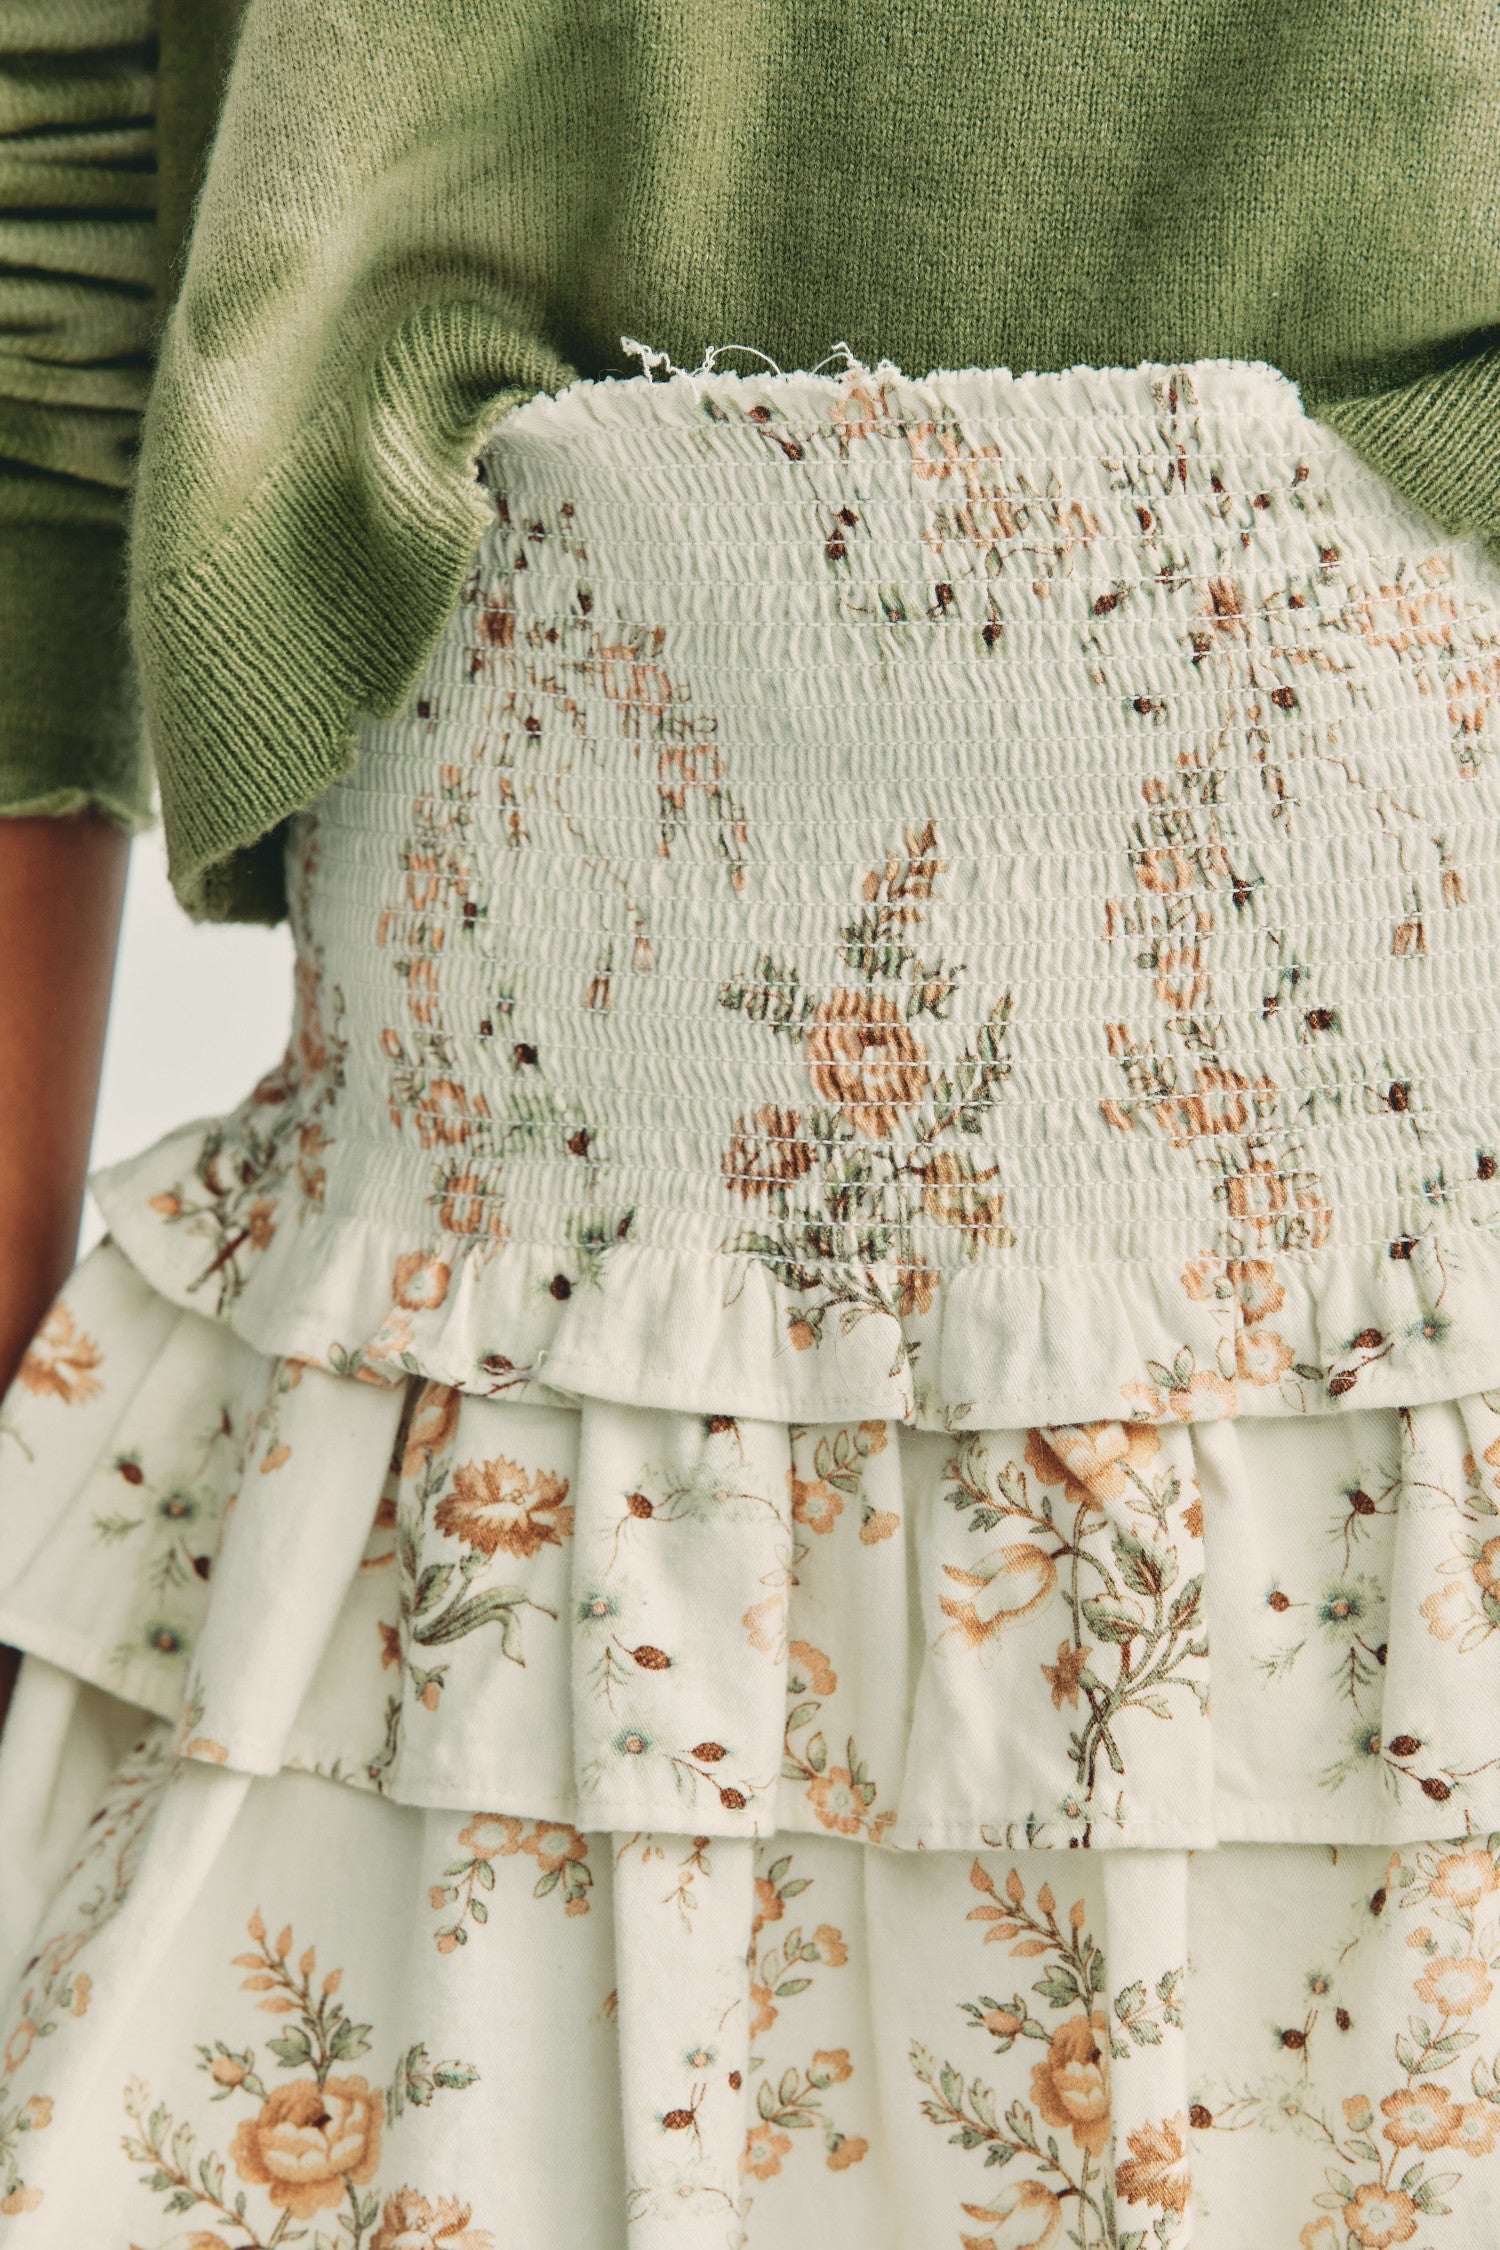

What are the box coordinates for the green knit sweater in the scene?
[7,0,1500,922]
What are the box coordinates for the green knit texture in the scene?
[6,0,1500,919]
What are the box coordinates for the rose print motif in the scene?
[912,1860,1188,2247]
[369,2189,493,2249]
[804,989,932,1140]
[227,2075,383,2217]
[123,1911,481,2246]
[1029,2012,1111,2156]
[719,819,1012,1366]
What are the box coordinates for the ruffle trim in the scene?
[93,1122,1500,1433]
[7,1240,1500,1857]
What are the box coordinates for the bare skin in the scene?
[0,813,130,1734]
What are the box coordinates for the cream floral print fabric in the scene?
[92,357,1500,1431]
[5,357,1500,2244]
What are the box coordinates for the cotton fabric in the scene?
[6,359,1500,2244]
[90,359,1500,1432]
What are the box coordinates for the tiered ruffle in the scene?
[93,1118,1500,1432]
[7,1239,1500,1857]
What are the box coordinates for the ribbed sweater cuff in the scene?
[1319,344,1500,539]
[0,510,151,832]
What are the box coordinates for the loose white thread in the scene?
[620,336,874,382]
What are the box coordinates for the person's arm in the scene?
[0,812,130,1730]
[0,4,164,1734]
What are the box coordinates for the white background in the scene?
[81,830,294,1254]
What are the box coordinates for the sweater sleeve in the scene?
[0,0,158,832]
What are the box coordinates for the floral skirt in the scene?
[4,1242,1500,2247]
[9,351,1500,2246]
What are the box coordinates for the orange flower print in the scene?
[402,1381,461,1477]
[910,1146,1008,1245]
[1154,942,1209,1013]
[789,1465,843,1535]
[1451,2103,1500,2157]
[434,1455,573,1557]
[228,2076,382,2216]
[825,2134,868,2171]
[749,1977,779,2040]
[807,1767,868,1836]
[812,2048,853,2084]
[960,2179,1064,2248]
[16,1301,103,1404]
[128,2235,231,2249]
[1121,1362,1235,1422]
[1235,1326,1294,1385]
[519,1823,587,1876]
[1029,2013,1110,2156]
[805,989,930,1138]
[392,1252,451,1312]
[1351,575,1462,661]
[1429,1847,1500,1905]
[1133,844,1198,897]
[1024,1421,1161,1508]
[405,957,440,1027]
[1448,652,1500,739]
[722,1105,815,1196]
[788,1640,837,1696]
[1222,1148,1332,1252]
[1413,1954,1493,2016]
[1380,2083,1470,2149]
[370,2188,494,2249]
[895,1260,938,1318]
[1183,1255,1286,1326]
[415,1077,486,1150]
[438,1172,508,1239]
[1420,1579,1469,1641]
[743,2120,792,2179]
[1342,2181,1419,2248]
[1474,1537,1500,1606]
[1115,2114,1190,2210]
[245,1198,277,1252]
[1040,1639,1090,1710]
[752,1876,785,1933]
[1153,1064,1270,1148]
[455,1814,526,1859]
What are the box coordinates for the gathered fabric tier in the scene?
[93,356,1500,1432]
[7,356,1500,2248]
